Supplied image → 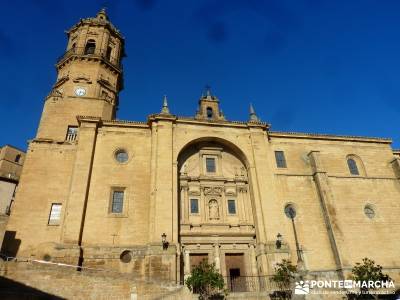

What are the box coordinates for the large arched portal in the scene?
[177,139,258,283]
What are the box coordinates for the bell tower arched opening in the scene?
[177,139,258,284]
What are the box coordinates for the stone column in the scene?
[184,249,191,281]
[172,161,179,243]
[308,150,344,280]
[201,187,207,223]
[180,184,189,223]
[255,243,270,275]
[213,243,221,271]
[249,244,258,276]
[237,185,247,223]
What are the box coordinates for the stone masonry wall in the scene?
[0,260,186,300]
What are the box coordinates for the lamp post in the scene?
[285,206,303,266]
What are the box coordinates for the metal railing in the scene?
[57,47,122,70]
[224,276,281,293]
[66,132,78,142]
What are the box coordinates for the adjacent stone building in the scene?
[0,145,25,215]
[3,9,400,289]
[0,145,25,247]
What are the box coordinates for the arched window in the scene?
[206,107,213,119]
[84,39,96,55]
[347,158,359,175]
[70,42,76,52]
[15,154,21,163]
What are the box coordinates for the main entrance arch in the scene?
[177,138,259,283]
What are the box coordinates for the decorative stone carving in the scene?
[188,185,200,196]
[182,164,188,176]
[225,186,237,196]
[180,185,188,191]
[238,186,248,193]
[73,75,92,84]
[209,200,219,220]
[203,186,223,196]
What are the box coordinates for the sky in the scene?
[0,0,399,151]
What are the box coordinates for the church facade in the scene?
[4,10,400,285]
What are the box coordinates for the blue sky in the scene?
[1,0,399,150]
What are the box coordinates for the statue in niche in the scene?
[209,200,219,220]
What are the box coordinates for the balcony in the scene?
[224,276,281,293]
[57,47,122,70]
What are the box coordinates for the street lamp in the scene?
[284,205,303,265]
[161,233,169,250]
[276,233,283,249]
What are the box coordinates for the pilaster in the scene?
[213,243,221,271]
[62,117,100,247]
[390,157,400,179]
[308,150,344,279]
[148,115,177,244]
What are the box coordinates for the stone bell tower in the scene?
[195,87,225,121]
[36,9,124,141]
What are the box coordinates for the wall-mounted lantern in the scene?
[161,233,169,250]
[276,233,283,249]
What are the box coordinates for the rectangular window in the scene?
[111,190,124,213]
[228,200,236,214]
[190,199,199,214]
[206,157,216,173]
[275,151,287,168]
[48,203,62,225]
[66,126,78,141]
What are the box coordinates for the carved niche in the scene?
[209,200,220,220]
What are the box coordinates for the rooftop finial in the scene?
[205,84,212,97]
[249,103,260,122]
[97,7,108,20]
[161,95,170,114]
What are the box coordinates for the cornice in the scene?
[76,116,102,124]
[269,131,392,144]
[56,54,122,74]
[67,18,124,40]
[1,144,26,153]
[147,114,178,122]
[102,119,149,129]
[0,174,19,184]
[174,116,269,130]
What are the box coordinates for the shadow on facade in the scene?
[0,231,20,258]
[0,276,65,300]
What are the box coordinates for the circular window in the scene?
[284,204,296,219]
[115,149,129,163]
[120,250,132,263]
[364,205,375,219]
[43,254,52,262]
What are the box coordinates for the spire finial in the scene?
[204,84,212,97]
[249,103,260,122]
[161,95,170,114]
[97,7,108,20]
